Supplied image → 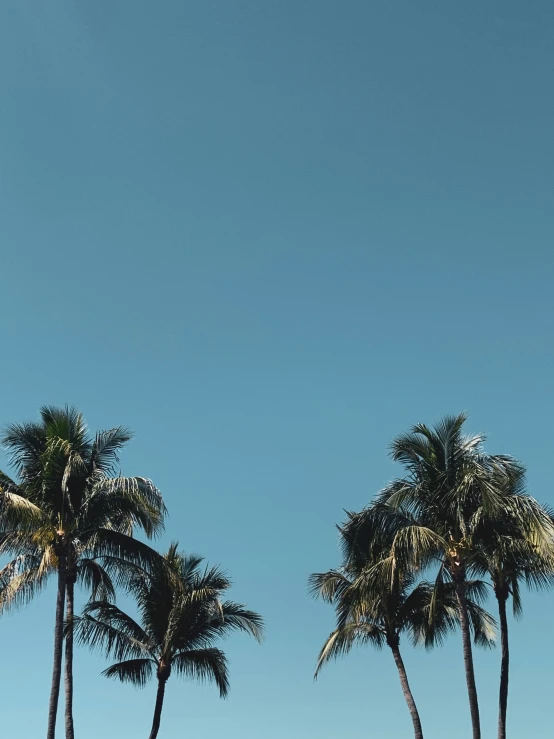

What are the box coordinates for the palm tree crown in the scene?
[0,405,166,739]
[0,406,166,605]
[73,544,264,739]
[374,413,524,739]
[310,506,495,739]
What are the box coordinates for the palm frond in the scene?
[73,601,151,661]
[77,559,116,602]
[90,428,133,477]
[172,648,229,697]
[314,623,385,679]
[0,554,50,612]
[2,421,46,480]
[86,477,166,537]
[85,530,164,574]
[217,601,264,642]
[466,600,497,649]
[102,658,154,687]
[308,570,351,603]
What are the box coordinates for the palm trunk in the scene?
[64,577,75,739]
[388,638,424,739]
[47,557,67,739]
[455,580,481,739]
[148,677,167,739]
[497,594,509,739]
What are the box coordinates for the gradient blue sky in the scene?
[1,1,554,737]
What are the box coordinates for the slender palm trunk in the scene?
[47,557,67,739]
[455,580,481,739]
[496,594,509,739]
[64,577,75,739]
[388,637,424,739]
[148,677,167,739]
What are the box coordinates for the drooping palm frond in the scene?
[77,559,116,602]
[214,601,264,642]
[465,600,497,649]
[0,472,43,530]
[314,622,385,679]
[72,608,151,663]
[401,579,459,649]
[0,553,51,612]
[85,529,165,574]
[172,648,229,697]
[390,524,444,575]
[102,658,155,687]
[84,477,166,538]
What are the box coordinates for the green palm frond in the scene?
[90,428,133,477]
[0,530,45,557]
[466,600,497,648]
[511,577,523,618]
[390,524,444,573]
[172,648,229,697]
[87,477,166,536]
[0,474,43,529]
[85,530,164,574]
[102,658,155,687]
[72,610,151,662]
[0,554,50,612]
[81,600,151,644]
[402,579,459,649]
[215,601,264,642]
[77,559,116,602]
[2,421,46,485]
[314,622,385,679]
[308,570,351,603]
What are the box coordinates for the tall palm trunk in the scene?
[388,636,424,739]
[454,579,481,739]
[496,592,509,739]
[64,576,76,739]
[47,556,67,739]
[148,676,168,739]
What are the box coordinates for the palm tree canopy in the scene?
[365,414,527,576]
[310,503,496,678]
[470,494,554,615]
[0,406,166,611]
[72,543,264,696]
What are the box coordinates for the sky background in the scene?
[1,1,553,737]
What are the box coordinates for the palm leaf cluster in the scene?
[311,413,554,739]
[73,545,263,738]
[0,406,263,739]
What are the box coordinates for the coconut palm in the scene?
[471,493,554,739]
[374,414,522,739]
[0,406,166,739]
[310,508,495,739]
[72,544,264,739]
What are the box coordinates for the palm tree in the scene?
[374,414,523,739]
[72,544,264,739]
[310,509,495,739]
[0,406,166,739]
[471,492,554,739]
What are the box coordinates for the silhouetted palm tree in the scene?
[374,414,522,739]
[0,406,166,739]
[310,508,495,739]
[72,544,264,739]
[471,491,554,739]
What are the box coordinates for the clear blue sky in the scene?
[1,1,553,737]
